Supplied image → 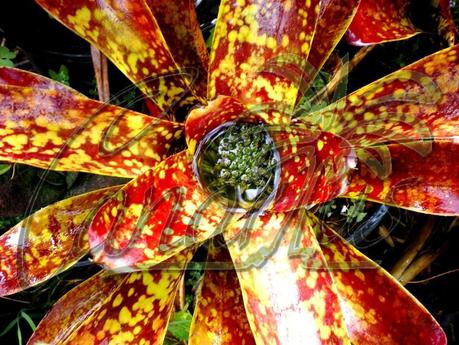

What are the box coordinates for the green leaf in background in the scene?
[20,311,36,332]
[167,310,192,341]
[48,65,70,85]
[0,164,11,176]
[65,172,79,189]
[0,46,17,67]
[206,26,215,48]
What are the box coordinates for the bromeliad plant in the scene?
[0,0,457,344]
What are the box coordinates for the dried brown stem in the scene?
[390,216,435,279]
[399,250,442,285]
[378,224,395,248]
[174,275,186,311]
[90,45,110,103]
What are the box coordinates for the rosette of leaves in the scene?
[0,0,457,344]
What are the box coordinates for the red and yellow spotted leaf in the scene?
[28,270,126,345]
[434,0,458,46]
[224,210,446,344]
[35,0,200,112]
[145,0,209,96]
[29,250,193,345]
[224,210,352,344]
[346,0,419,46]
[0,67,80,95]
[314,215,447,344]
[0,186,119,296]
[208,0,320,110]
[89,151,226,271]
[0,68,183,178]
[271,127,355,212]
[308,0,360,77]
[302,44,459,147]
[185,96,289,155]
[189,238,255,345]
[185,96,252,154]
[343,141,459,215]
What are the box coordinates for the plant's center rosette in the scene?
[193,122,280,211]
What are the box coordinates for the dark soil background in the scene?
[0,0,458,344]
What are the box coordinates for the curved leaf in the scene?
[434,0,458,46]
[89,151,226,271]
[28,270,125,345]
[35,0,200,112]
[29,250,193,345]
[208,0,320,110]
[346,0,419,46]
[0,186,119,296]
[185,95,288,155]
[189,238,255,345]
[343,141,459,215]
[315,215,447,344]
[0,68,183,178]
[302,44,459,146]
[271,128,355,212]
[308,0,360,76]
[0,67,80,95]
[224,210,446,344]
[145,0,209,96]
[224,210,351,344]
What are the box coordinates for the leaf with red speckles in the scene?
[343,141,459,215]
[185,96,290,155]
[189,237,255,345]
[224,210,352,344]
[300,45,459,214]
[0,67,81,95]
[302,44,459,155]
[0,67,183,178]
[208,0,320,110]
[29,250,193,345]
[308,0,360,76]
[314,215,448,344]
[346,0,419,46]
[89,151,226,271]
[271,128,355,212]
[185,96,354,212]
[224,210,447,344]
[35,0,201,113]
[434,0,458,46]
[0,186,119,296]
[28,271,125,345]
[145,0,209,97]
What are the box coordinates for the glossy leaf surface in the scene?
[189,238,255,345]
[0,186,119,296]
[308,0,360,76]
[35,0,199,111]
[28,271,125,345]
[435,0,458,46]
[225,210,447,344]
[29,250,193,345]
[185,95,289,155]
[208,0,320,109]
[315,215,447,344]
[271,128,355,212]
[0,67,183,178]
[224,210,352,344]
[346,0,419,46]
[89,152,226,270]
[302,44,459,146]
[145,0,209,96]
[343,141,459,215]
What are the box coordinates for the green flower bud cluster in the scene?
[196,122,279,209]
